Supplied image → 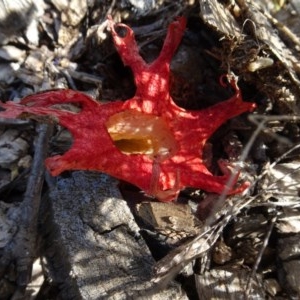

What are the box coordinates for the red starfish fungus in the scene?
[0,17,256,201]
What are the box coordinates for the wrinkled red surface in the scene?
[0,17,256,201]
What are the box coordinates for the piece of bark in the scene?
[41,171,187,299]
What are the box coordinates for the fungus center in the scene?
[106,110,178,160]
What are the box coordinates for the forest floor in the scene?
[0,0,300,299]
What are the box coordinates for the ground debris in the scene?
[0,0,300,298]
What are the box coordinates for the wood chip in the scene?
[199,0,241,38]
[0,45,26,62]
[195,268,265,299]
[51,0,87,26]
[278,235,300,296]
[0,129,30,169]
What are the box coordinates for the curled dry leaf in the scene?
[0,17,256,201]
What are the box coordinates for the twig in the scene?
[11,123,53,298]
[245,214,277,298]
